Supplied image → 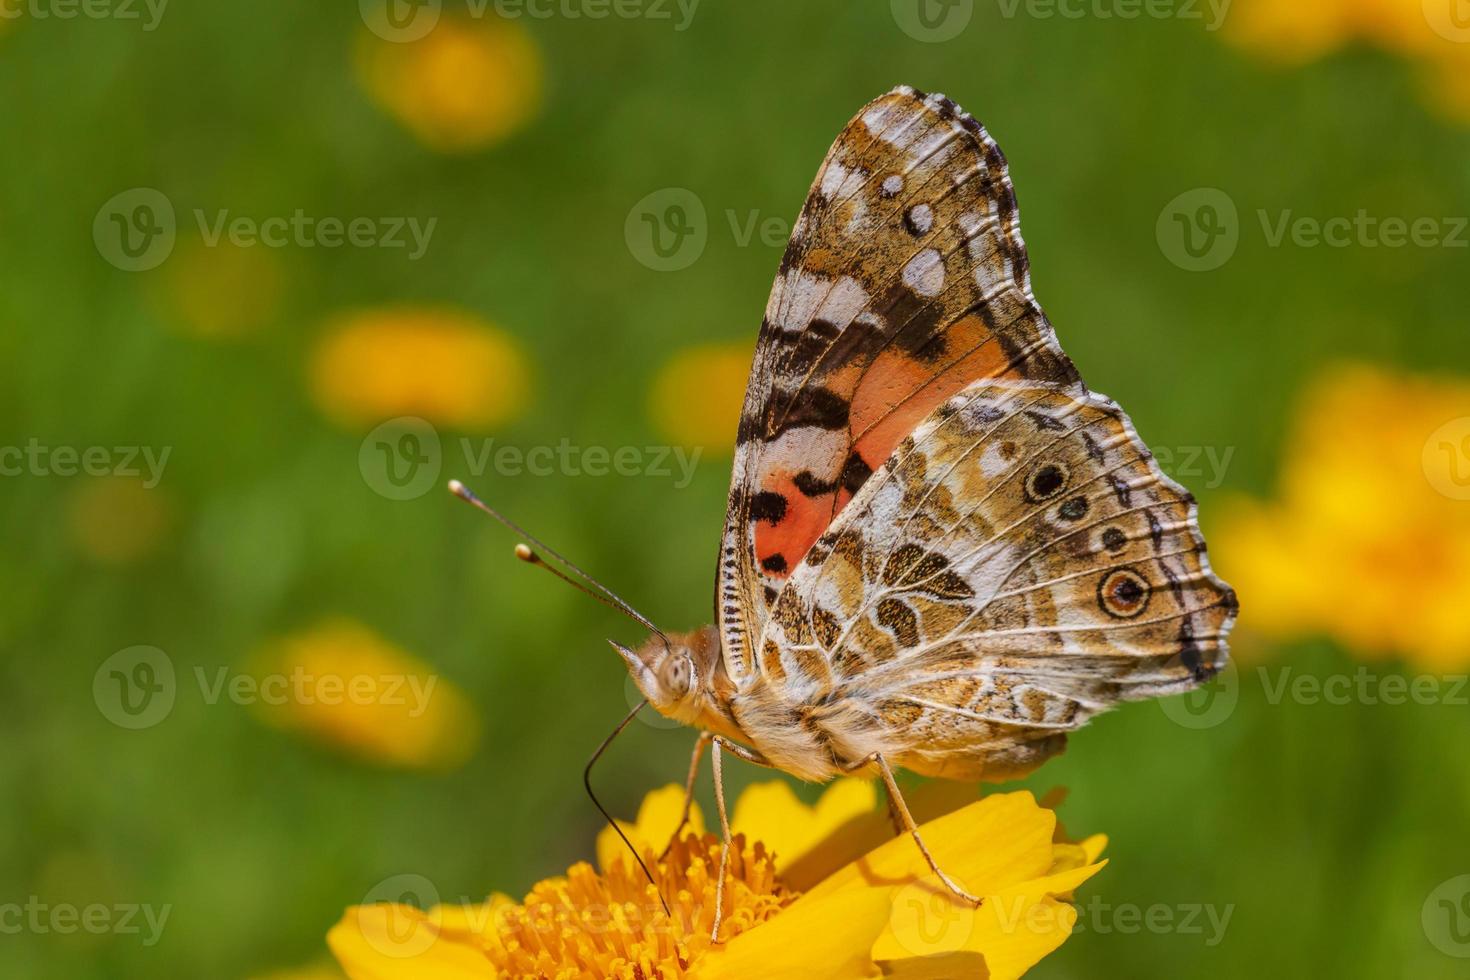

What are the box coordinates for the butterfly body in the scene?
[623,85,1236,792]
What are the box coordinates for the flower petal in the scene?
[327,905,495,980]
[731,778,877,873]
[596,783,705,872]
[698,792,1103,980]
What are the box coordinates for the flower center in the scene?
[476,833,794,978]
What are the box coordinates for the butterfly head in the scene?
[610,625,721,724]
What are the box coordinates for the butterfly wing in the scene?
[752,378,1237,781]
[718,86,1080,683]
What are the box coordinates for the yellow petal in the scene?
[731,778,878,872]
[596,783,705,872]
[327,905,494,980]
[698,792,1103,980]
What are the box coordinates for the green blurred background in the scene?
[3,1,1469,977]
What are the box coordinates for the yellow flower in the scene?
[310,307,531,430]
[1212,363,1470,670]
[67,476,173,566]
[355,16,543,153]
[648,343,751,454]
[150,238,285,339]
[250,966,345,980]
[328,780,1106,979]
[251,619,479,770]
[1222,0,1470,123]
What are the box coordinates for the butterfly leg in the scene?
[841,753,982,908]
[660,731,713,860]
[708,736,774,943]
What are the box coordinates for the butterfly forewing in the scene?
[719,86,1082,682]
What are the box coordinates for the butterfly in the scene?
[455,84,1237,941]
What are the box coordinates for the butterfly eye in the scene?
[1025,462,1070,502]
[1097,568,1151,619]
[660,655,694,699]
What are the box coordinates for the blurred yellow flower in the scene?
[67,476,173,566]
[1224,0,1470,123]
[648,343,751,454]
[1213,363,1470,670]
[251,619,479,770]
[250,966,344,980]
[150,238,284,339]
[311,307,531,430]
[328,780,1105,979]
[355,16,543,153]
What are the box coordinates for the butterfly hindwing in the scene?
[718,86,1081,682]
[750,378,1237,780]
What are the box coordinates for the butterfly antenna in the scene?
[586,699,672,917]
[447,480,672,650]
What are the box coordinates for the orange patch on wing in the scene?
[850,315,1019,475]
[754,472,836,580]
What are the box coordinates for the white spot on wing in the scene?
[907,204,934,234]
[902,249,946,297]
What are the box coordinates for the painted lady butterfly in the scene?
[458,85,1238,939]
